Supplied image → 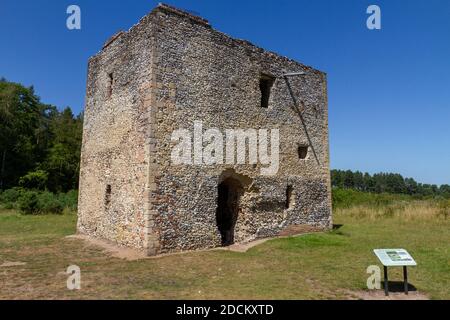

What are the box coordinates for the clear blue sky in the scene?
[1,0,449,185]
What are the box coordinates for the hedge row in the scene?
[0,188,78,215]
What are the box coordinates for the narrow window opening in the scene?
[298,145,308,159]
[259,74,275,108]
[107,72,114,98]
[285,185,293,209]
[105,184,112,208]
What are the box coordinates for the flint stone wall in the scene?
[77,4,332,255]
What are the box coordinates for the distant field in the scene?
[0,197,448,299]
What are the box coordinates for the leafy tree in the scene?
[43,107,83,192]
[440,184,450,197]
[330,169,448,198]
[363,172,375,192]
[353,171,364,191]
[343,170,355,189]
[404,177,418,195]
[0,79,82,192]
[0,80,42,189]
[19,170,48,190]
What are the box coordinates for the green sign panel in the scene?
[374,249,417,267]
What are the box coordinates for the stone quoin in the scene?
[77,3,332,256]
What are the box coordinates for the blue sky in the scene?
[1,0,449,185]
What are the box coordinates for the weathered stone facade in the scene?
[77,3,332,256]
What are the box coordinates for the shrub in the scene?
[1,202,14,209]
[438,200,450,219]
[332,187,413,209]
[37,191,64,214]
[58,190,78,212]
[19,170,48,190]
[0,188,23,207]
[17,190,39,214]
[3,188,78,215]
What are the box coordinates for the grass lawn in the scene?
[0,203,448,300]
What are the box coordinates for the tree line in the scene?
[0,78,83,193]
[1,78,448,199]
[331,169,450,197]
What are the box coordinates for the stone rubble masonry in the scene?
[77,3,333,256]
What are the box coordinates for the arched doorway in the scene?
[216,178,242,246]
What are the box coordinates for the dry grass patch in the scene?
[0,201,449,300]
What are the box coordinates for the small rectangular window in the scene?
[285,185,294,209]
[260,74,275,108]
[107,73,114,98]
[298,145,308,159]
[105,184,112,208]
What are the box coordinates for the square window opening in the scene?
[298,145,308,159]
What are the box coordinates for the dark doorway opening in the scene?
[216,178,242,246]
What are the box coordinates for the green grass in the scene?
[0,204,448,300]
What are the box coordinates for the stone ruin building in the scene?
[77,3,332,256]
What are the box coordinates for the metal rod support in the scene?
[384,266,389,296]
[403,266,408,295]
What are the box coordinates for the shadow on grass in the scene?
[384,281,418,293]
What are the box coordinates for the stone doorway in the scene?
[216,177,242,246]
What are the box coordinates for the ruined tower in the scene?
[77,3,332,256]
